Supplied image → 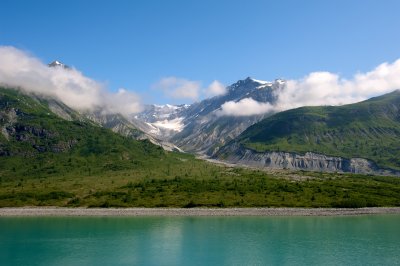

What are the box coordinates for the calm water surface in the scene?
[1,215,400,266]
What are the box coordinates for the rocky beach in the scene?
[1,207,400,217]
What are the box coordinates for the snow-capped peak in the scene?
[48,60,70,69]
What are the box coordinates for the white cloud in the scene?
[276,59,400,111]
[220,59,400,116]
[204,80,226,97]
[153,77,201,100]
[0,46,142,116]
[218,98,274,116]
[153,77,226,101]
[106,88,142,115]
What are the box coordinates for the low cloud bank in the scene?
[219,98,274,116]
[220,59,400,116]
[0,46,142,116]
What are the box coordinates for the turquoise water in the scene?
[1,215,400,266]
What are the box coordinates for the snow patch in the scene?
[257,83,273,89]
[144,122,161,135]
[152,117,185,132]
[250,78,270,84]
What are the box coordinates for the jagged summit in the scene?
[229,77,286,92]
[48,60,70,69]
[234,77,286,85]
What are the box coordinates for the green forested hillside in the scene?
[0,87,167,178]
[236,90,400,170]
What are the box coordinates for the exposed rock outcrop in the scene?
[216,143,400,176]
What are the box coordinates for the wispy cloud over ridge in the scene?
[0,46,142,115]
[204,80,226,97]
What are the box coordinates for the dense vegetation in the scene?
[1,87,400,208]
[1,163,400,208]
[237,90,400,170]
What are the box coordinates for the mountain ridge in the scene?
[215,90,400,173]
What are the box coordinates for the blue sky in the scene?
[2,0,400,104]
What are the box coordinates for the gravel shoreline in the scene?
[1,207,400,217]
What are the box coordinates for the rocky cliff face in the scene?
[0,106,78,156]
[83,111,142,139]
[216,143,400,175]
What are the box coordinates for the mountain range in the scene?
[1,60,400,176]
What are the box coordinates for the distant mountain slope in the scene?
[130,103,189,139]
[84,111,143,139]
[217,90,400,172]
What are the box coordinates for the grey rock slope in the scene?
[83,111,182,152]
[84,111,143,139]
[217,143,400,176]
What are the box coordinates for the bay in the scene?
[1,215,399,265]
